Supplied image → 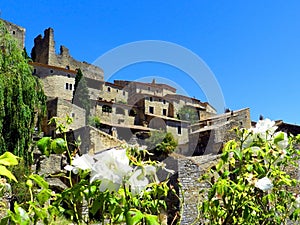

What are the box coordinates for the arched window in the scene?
[102,105,112,113]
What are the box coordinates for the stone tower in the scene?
[31,28,56,65]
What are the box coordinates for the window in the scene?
[149,106,154,114]
[107,87,111,92]
[50,69,53,73]
[177,126,182,135]
[12,31,16,35]
[123,90,126,96]
[163,109,167,116]
[148,87,150,91]
[150,97,153,102]
[65,65,70,70]
[163,99,166,104]
[102,105,112,113]
[71,112,75,118]
[33,69,36,75]
[65,83,69,90]
[69,84,72,90]
[67,74,70,78]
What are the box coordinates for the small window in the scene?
[123,91,126,96]
[102,105,112,113]
[33,69,36,75]
[177,126,182,135]
[71,113,75,118]
[149,106,154,114]
[107,87,111,92]
[65,83,69,90]
[66,65,70,70]
[148,87,150,91]
[163,99,166,104]
[116,89,119,93]
[50,69,53,73]
[150,97,153,102]
[12,31,16,35]
[67,74,70,78]
[163,109,167,116]
[159,99,162,102]
[69,84,72,90]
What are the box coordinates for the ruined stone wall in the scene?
[1,19,25,48]
[31,28,104,82]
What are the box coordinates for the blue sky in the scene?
[2,1,300,124]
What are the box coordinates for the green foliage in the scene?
[0,21,46,163]
[88,116,101,128]
[146,130,178,154]
[72,68,90,122]
[200,121,300,224]
[177,106,199,124]
[36,137,67,156]
[0,152,18,182]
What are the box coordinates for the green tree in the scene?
[146,130,178,154]
[72,68,90,122]
[0,21,46,163]
[177,106,199,124]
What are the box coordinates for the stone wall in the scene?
[178,154,221,225]
[1,19,25,48]
[31,28,104,82]
[42,98,86,136]
[71,126,125,154]
[100,82,128,103]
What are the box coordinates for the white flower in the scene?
[251,119,277,141]
[128,169,149,195]
[255,177,273,192]
[295,195,300,208]
[90,149,132,192]
[72,154,94,170]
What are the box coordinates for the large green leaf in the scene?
[0,152,18,166]
[126,209,144,225]
[0,165,17,182]
[29,174,49,189]
[36,137,51,156]
[51,138,67,154]
[145,214,160,225]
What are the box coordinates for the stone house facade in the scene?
[42,97,86,136]
[30,62,77,101]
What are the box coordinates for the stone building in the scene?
[0,18,25,48]
[188,108,251,156]
[42,97,86,136]
[30,62,77,101]
[31,27,104,83]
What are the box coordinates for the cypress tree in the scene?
[72,68,90,122]
[0,21,46,163]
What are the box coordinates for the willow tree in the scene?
[0,21,46,163]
